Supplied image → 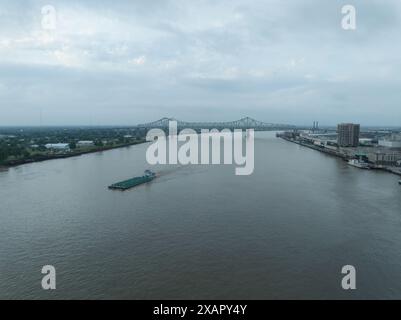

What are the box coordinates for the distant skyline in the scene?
[1,0,401,126]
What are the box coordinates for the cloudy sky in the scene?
[0,0,400,126]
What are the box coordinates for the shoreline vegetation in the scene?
[0,126,148,169]
[0,139,146,169]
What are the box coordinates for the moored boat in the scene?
[348,159,370,169]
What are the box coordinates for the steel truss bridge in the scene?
[136,117,296,132]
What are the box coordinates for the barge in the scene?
[108,170,156,190]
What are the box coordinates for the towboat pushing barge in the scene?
[108,170,156,190]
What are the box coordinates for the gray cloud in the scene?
[0,0,401,126]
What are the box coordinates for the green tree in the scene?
[0,148,8,163]
[94,140,103,147]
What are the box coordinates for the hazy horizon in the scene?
[1,120,400,129]
[1,0,401,126]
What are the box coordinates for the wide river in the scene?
[1,132,401,299]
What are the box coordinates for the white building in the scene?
[359,138,374,146]
[378,140,401,148]
[378,133,401,148]
[77,140,94,147]
[45,143,70,150]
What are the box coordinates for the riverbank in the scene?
[279,136,401,177]
[280,136,348,159]
[0,139,146,169]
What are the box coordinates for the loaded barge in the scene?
[108,170,156,190]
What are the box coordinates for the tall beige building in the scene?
[337,123,360,147]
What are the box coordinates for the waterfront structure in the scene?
[337,123,360,147]
[368,151,401,166]
[45,143,70,150]
[299,132,337,147]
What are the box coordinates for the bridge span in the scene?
[136,117,296,132]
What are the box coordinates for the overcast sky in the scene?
[0,0,400,126]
